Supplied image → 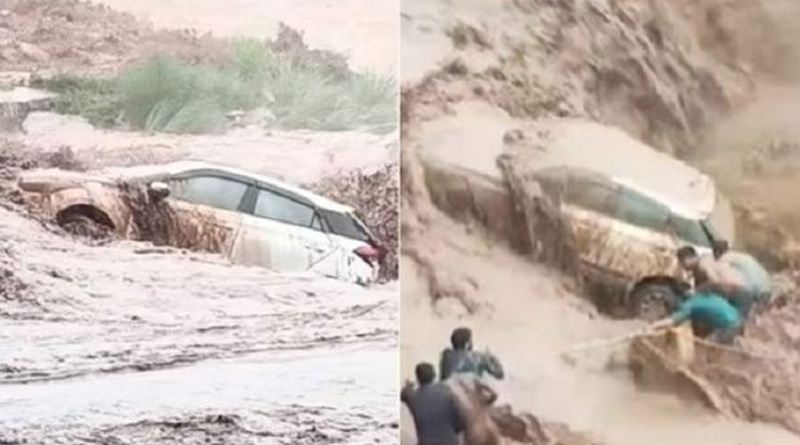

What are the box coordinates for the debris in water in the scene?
[310,164,399,280]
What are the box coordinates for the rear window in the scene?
[320,210,370,242]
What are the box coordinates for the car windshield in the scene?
[320,210,371,242]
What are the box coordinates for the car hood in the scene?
[17,169,116,193]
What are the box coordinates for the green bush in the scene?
[118,55,262,134]
[262,55,397,133]
[34,41,398,135]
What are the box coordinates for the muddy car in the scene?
[511,121,748,320]
[18,161,381,284]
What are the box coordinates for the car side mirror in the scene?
[147,181,170,202]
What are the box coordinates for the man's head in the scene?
[415,362,436,385]
[450,327,473,351]
[677,245,700,270]
[712,239,730,259]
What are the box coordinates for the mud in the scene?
[0,198,397,442]
[401,0,788,156]
[19,112,397,186]
[310,164,399,281]
[115,182,228,255]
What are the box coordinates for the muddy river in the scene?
[401,216,800,445]
[0,204,398,443]
[2,347,395,442]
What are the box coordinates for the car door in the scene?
[562,174,625,274]
[161,171,251,256]
[234,186,338,275]
[610,186,681,277]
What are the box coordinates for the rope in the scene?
[561,330,661,357]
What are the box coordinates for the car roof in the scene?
[103,161,355,213]
[511,120,716,220]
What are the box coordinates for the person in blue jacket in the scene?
[649,291,742,344]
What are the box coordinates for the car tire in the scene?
[630,283,681,321]
[60,213,112,239]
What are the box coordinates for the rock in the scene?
[0,88,57,132]
[0,72,32,89]
[17,42,50,64]
[22,111,95,137]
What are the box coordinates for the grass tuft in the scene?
[34,39,397,135]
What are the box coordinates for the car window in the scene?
[320,209,370,242]
[169,175,248,211]
[565,177,618,217]
[254,188,315,227]
[616,188,670,232]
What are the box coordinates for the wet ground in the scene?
[0,205,398,443]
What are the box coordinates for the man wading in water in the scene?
[402,362,465,445]
[439,327,504,381]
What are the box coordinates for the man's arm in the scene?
[648,299,692,332]
[480,351,505,380]
[400,380,414,405]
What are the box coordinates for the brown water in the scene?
[400,215,800,444]
[0,196,397,443]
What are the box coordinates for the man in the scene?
[649,291,742,344]
[439,327,504,381]
[445,373,502,445]
[713,240,772,314]
[401,362,465,445]
[677,245,755,320]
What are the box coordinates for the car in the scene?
[506,120,751,320]
[17,160,382,285]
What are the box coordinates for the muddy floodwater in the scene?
[0,206,398,444]
[2,347,396,443]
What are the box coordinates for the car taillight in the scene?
[354,245,381,266]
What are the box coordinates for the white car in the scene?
[504,120,757,319]
[18,161,381,284]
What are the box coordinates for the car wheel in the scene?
[60,213,112,239]
[630,283,681,322]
